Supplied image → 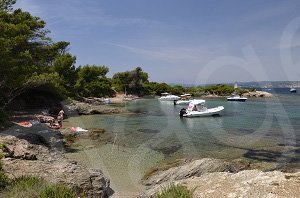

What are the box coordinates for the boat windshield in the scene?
[196,104,207,111]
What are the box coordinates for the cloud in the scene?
[242,3,297,23]
[107,42,223,65]
[14,0,42,16]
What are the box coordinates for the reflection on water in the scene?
[65,94,300,170]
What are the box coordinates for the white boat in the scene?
[179,99,224,117]
[174,94,193,105]
[227,92,247,102]
[227,95,247,102]
[290,88,297,93]
[159,92,180,101]
[227,82,248,102]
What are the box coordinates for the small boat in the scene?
[290,88,297,93]
[174,94,193,105]
[159,92,180,101]
[179,99,224,117]
[227,95,248,102]
[227,92,247,102]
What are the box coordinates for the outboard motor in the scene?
[179,108,186,117]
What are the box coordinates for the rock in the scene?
[0,135,112,197]
[143,158,249,187]
[79,128,114,144]
[64,100,124,115]
[142,168,300,197]
[242,91,273,98]
[0,136,37,160]
[86,128,106,139]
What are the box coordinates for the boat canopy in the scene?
[180,93,191,97]
[161,92,169,96]
[190,99,205,105]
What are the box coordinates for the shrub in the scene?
[0,171,10,189]
[3,176,47,197]
[1,175,77,198]
[39,183,76,198]
[156,183,195,198]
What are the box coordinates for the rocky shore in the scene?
[0,124,113,197]
[202,91,273,98]
[3,95,300,198]
[64,100,126,115]
[140,158,300,197]
[242,91,273,98]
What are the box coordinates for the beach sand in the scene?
[65,139,164,197]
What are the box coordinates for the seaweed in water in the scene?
[137,128,160,134]
[150,144,182,156]
[244,149,282,162]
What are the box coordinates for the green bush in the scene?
[156,183,195,198]
[3,176,46,197]
[0,171,10,189]
[1,175,76,198]
[39,183,76,198]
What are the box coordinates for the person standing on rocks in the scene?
[57,109,64,127]
[58,109,65,119]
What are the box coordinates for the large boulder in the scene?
[242,91,273,98]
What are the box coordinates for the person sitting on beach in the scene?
[49,118,55,126]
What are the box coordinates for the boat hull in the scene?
[227,98,247,102]
[183,106,224,117]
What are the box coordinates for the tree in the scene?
[171,85,185,95]
[112,67,149,96]
[0,0,16,12]
[0,3,77,107]
[51,53,77,93]
[153,83,171,95]
[75,65,113,97]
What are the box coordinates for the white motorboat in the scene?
[227,95,247,102]
[179,99,224,117]
[227,92,247,102]
[174,94,193,105]
[159,92,180,101]
[290,88,297,93]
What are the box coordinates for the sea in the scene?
[64,88,300,192]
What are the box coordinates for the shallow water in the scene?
[64,90,300,193]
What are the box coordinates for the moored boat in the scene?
[227,91,247,102]
[159,92,180,101]
[179,99,224,117]
[227,95,248,102]
[290,88,297,93]
[174,94,193,105]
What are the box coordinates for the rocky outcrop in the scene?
[242,91,273,98]
[0,133,112,197]
[64,100,126,115]
[142,170,300,197]
[143,158,250,187]
[141,158,300,197]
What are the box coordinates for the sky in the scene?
[15,0,300,84]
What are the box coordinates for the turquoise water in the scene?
[66,92,300,170]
